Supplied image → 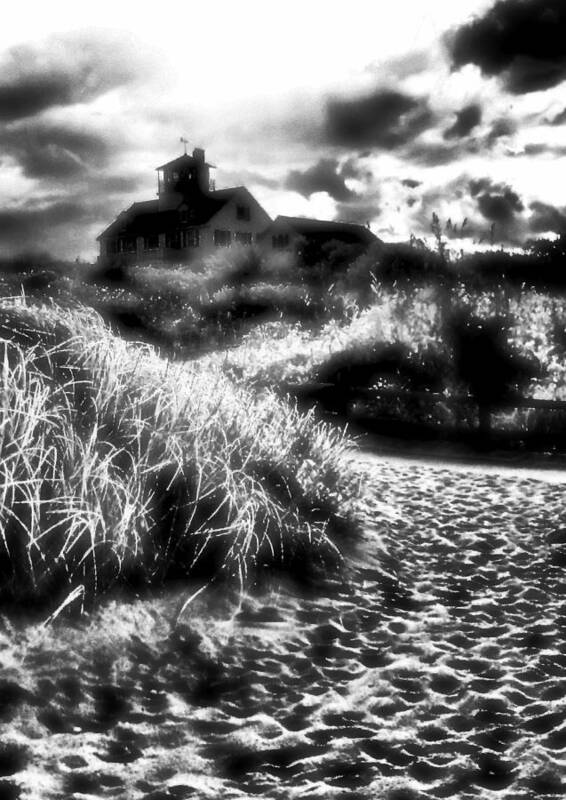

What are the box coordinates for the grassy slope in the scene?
[3,250,566,585]
[0,298,368,611]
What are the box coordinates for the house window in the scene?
[180,209,188,224]
[236,205,250,221]
[118,237,136,253]
[235,232,253,245]
[214,229,231,247]
[166,231,181,249]
[143,234,159,250]
[106,240,118,255]
[182,228,200,248]
[272,234,289,249]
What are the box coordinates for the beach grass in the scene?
[0,297,365,611]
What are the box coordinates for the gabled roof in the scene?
[266,215,379,245]
[131,200,158,214]
[97,193,234,240]
[212,187,243,200]
[97,201,158,240]
[155,153,214,170]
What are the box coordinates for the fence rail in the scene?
[283,381,566,413]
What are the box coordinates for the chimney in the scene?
[193,147,205,163]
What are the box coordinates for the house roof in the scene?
[97,191,237,240]
[212,187,244,200]
[97,201,158,240]
[155,153,215,171]
[266,215,379,245]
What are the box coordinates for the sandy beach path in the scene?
[1,452,566,799]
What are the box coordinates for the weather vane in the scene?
[180,136,189,155]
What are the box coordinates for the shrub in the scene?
[446,310,543,433]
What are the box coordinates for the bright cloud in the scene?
[0,0,565,258]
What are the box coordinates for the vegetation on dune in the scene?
[0,246,358,355]
[0,298,365,610]
[198,276,566,440]
[2,229,566,443]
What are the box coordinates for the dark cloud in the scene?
[0,198,107,257]
[448,0,566,94]
[507,143,566,157]
[470,178,524,225]
[218,168,279,190]
[285,158,357,201]
[325,89,434,149]
[529,201,566,234]
[0,75,75,123]
[0,201,90,236]
[477,192,523,225]
[334,198,380,225]
[545,107,566,125]
[401,178,422,189]
[0,123,112,179]
[405,140,467,167]
[519,143,551,157]
[96,175,143,195]
[444,104,482,139]
[0,32,142,122]
[469,178,492,197]
[340,157,371,181]
[485,118,515,145]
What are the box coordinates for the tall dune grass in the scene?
[0,298,365,610]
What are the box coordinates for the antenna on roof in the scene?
[180,136,189,155]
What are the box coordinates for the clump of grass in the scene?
[70,249,339,354]
[0,298,367,610]
[196,296,387,390]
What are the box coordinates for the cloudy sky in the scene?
[1,0,566,260]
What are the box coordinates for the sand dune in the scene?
[1,455,565,799]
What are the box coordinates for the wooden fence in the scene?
[283,382,566,412]
[282,381,566,452]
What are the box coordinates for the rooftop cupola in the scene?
[156,148,214,210]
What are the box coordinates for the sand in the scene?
[1,453,565,799]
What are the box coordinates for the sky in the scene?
[1,0,566,260]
